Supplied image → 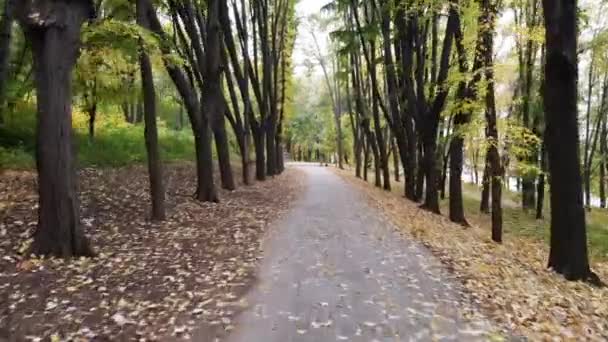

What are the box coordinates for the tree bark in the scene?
[420,2,458,213]
[204,0,235,191]
[601,114,607,208]
[480,157,490,213]
[394,7,417,200]
[0,0,15,121]
[543,0,598,283]
[392,137,400,182]
[87,102,97,141]
[142,0,218,202]
[252,126,266,181]
[536,143,546,220]
[482,4,502,242]
[17,0,94,257]
[137,0,165,221]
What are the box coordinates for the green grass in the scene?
[458,182,608,261]
[359,171,608,261]
[0,105,197,170]
[0,146,34,170]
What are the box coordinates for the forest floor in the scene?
[335,168,608,340]
[0,163,302,341]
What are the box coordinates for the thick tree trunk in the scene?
[266,118,277,176]
[211,110,236,190]
[193,120,218,202]
[204,0,235,191]
[252,127,266,181]
[18,0,94,257]
[449,134,467,224]
[479,0,502,242]
[543,0,598,283]
[394,6,417,200]
[422,126,440,213]
[140,0,218,203]
[137,0,165,221]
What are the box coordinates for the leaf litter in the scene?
[0,163,303,341]
[335,168,608,340]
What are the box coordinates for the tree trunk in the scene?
[140,0,218,202]
[266,118,277,176]
[543,0,598,283]
[252,126,266,181]
[355,131,363,178]
[415,142,425,202]
[601,117,607,208]
[482,0,502,242]
[193,120,218,202]
[137,0,165,221]
[422,126,440,213]
[584,169,591,210]
[363,135,369,182]
[204,0,235,191]
[0,0,15,121]
[536,144,546,219]
[522,178,536,210]
[480,158,490,213]
[136,101,144,123]
[392,137,400,182]
[18,0,94,257]
[87,103,97,141]
[449,133,467,224]
[210,109,236,190]
[394,5,417,200]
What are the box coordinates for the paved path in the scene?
[227,165,494,341]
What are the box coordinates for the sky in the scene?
[293,0,330,76]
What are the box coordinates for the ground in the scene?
[3,163,607,341]
[227,165,502,341]
[336,168,608,340]
[0,164,301,341]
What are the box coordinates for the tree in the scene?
[0,0,15,122]
[542,0,599,283]
[308,18,345,170]
[136,0,165,221]
[140,0,218,202]
[16,0,94,257]
[204,0,236,191]
[481,0,503,243]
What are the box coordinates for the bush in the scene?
[0,105,196,170]
[0,146,34,170]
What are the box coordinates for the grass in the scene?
[359,171,608,261]
[458,182,608,261]
[0,105,197,170]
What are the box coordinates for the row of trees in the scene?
[310,0,600,283]
[0,0,297,257]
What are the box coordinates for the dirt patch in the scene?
[0,164,302,341]
[334,168,608,340]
